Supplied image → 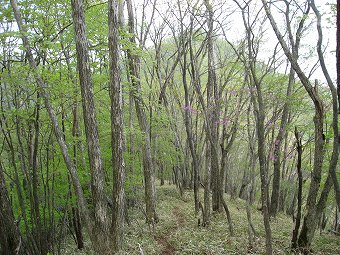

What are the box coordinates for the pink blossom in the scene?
[183,105,197,114]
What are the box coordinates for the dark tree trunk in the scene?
[238,2,272,252]
[291,127,303,250]
[204,0,220,213]
[270,67,294,217]
[182,16,200,214]
[71,207,84,250]
[31,93,44,254]
[311,0,340,211]
[0,164,22,255]
[296,87,325,251]
[160,164,165,186]
[221,194,234,235]
[337,0,340,111]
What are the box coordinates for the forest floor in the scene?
[61,183,340,255]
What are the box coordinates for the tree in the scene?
[261,0,336,251]
[71,0,110,252]
[311,0,340,211]
[125,0,158,224]
[108,0,125,251]
[233,1,273,253]
[291,127,303,250]
[204,0,220,215]
[270,0,308,218]
[10,0,93,251]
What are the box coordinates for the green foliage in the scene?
[1,0,338,254]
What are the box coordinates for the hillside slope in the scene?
[61,184,340,254]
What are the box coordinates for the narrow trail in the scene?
[155,206,185,255]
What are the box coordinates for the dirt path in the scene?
[155,206,185,254]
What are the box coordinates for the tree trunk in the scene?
[270,67,294,217]
[125,0,158,224]
[186,19,200,214]
[71,207,84,250]
[204,0,220,213]
[184,77,200,214]
[311,0,340,210]
[239,2,272,252]
[337,0,340,112]
[108,0,126,251]
[297,84,325,251]
[291,127,303,250]
[203,140,211,226]
[0,163,22,255]
[71,2,109,248]
[31,92,44,254]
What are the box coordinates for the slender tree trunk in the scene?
[108,0,125,251]
[184,65,200,214]
[203,139,211,226]
[186,18,200,214]
[128,80,136,207]
[291,127,303,250]
[337,0,340,111]
[31,93,44,254]
[221,194,234,235]
[71,207,84,250]
[239,2,272,252]
[125,0,158,224]
[71,78,84,252]
[270,67,294,217]
[204,0,220,213]
[253,94,272,255]
[297,84,325,251]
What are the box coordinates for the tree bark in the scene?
[108,0,126,251]
[337,0,340,111]
[71,2,109,246]
[291,127,303,250]
[204,0,220,213]
[310,0,340,211]
[186,15,200,215]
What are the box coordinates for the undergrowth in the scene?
[60,184,340,254]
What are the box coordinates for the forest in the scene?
[0,0,339,254]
